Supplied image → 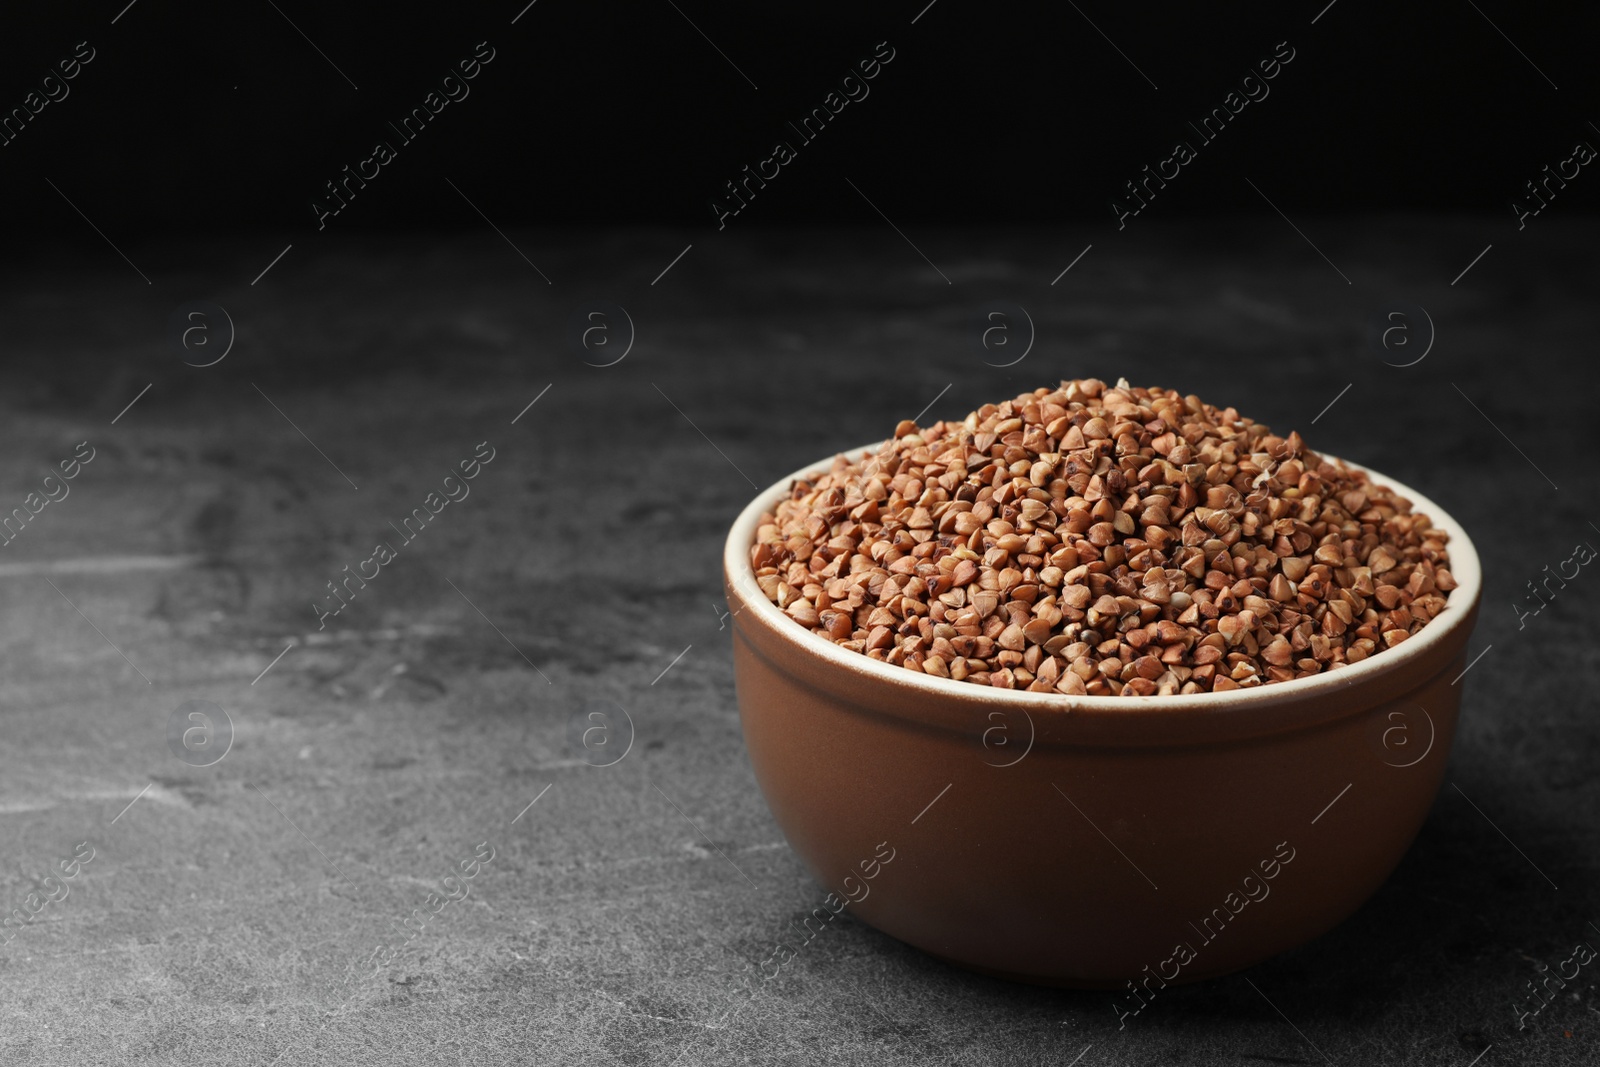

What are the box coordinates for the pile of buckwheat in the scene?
[750,379,1455,697]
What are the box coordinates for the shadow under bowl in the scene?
[724,443,1482,989]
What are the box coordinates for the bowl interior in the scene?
[725,440,1483,722]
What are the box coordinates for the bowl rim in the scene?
[724,439,1483,718]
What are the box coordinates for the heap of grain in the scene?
[751,379,1454,697]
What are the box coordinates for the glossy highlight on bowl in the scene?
[725,443,1482,988]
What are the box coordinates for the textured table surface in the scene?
[0,219,1594,1065]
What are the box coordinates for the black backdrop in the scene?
[0,1,1595,240]
[0,7,1596,1065]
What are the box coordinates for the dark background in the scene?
[0,3,1595,1066]
[0,1,1596,238]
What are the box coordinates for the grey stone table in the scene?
[0,218,1593,1065]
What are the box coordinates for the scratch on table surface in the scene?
[298,623,455,646]
[3,782,192,814]
[0,799,58,814]
[593,990,723,1030]
[0,554,203,579]
[517,841,795,882]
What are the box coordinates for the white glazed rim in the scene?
[724,441,1483,715]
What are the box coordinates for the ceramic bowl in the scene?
[723,443,1482,988]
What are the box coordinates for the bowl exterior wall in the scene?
[729,580,1473,987]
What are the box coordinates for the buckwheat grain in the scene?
[750,380,1455,697]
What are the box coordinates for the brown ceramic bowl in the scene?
[724,443,1482,989]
